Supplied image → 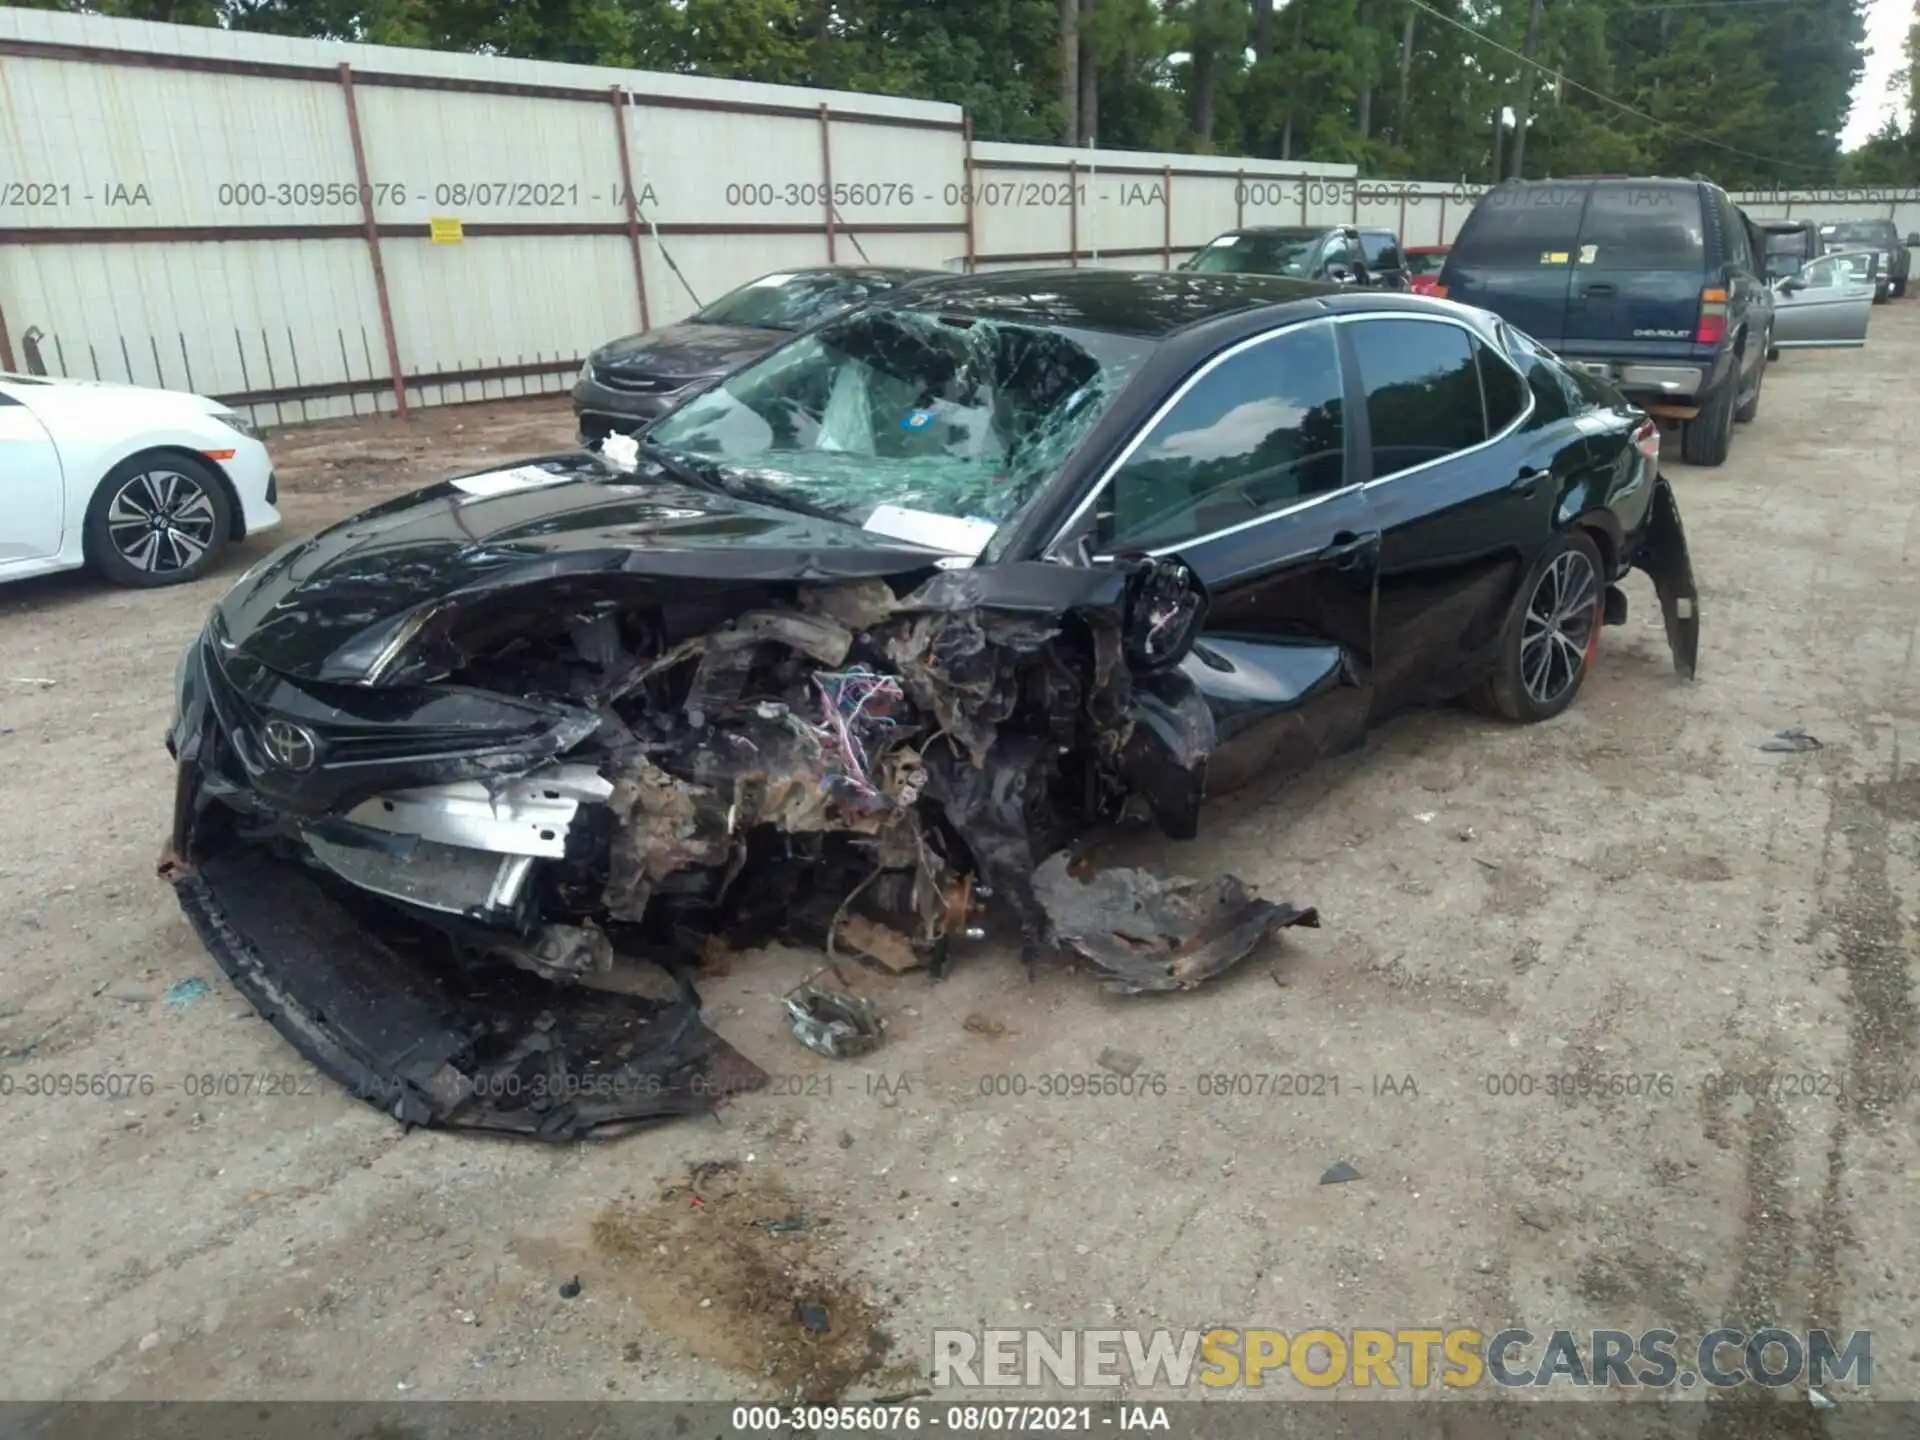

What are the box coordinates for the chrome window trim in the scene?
[1050,307,1536,562]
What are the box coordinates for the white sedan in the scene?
[0,375,281,588]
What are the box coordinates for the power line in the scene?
[1623,0,1813,9]
[1405,0,1826,174]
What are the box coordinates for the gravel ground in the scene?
[1,311,1916,1412]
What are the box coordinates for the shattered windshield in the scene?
[1821,222,1894,247]
[645,307,1152,547]
[1188,232,1318,276]
[690,271,906,332]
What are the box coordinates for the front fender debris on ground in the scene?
[1032,852,1320,995]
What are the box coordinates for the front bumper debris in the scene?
[169,845,764,1139]
[164,554,1317,1139]
[1634,474,1700,682]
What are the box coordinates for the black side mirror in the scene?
[1907,233,1920,247]
[1324,262,1359,286]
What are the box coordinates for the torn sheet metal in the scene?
[170,847,765,1138]
[1032,851,1319,994]
[1633,474,1700,681]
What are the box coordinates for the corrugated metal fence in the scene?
[2,8,1917,427]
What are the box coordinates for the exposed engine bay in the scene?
[163,553,1318,1139]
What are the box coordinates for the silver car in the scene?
[1771,250,1880,350]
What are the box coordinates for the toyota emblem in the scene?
[260,719,319,772]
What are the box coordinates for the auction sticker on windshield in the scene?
[450,465,573,497]
[863,503,997,558]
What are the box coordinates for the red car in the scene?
[1406,244,1450,295]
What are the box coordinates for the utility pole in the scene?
[1059,0,1079,144]
[1509,0,1545,179]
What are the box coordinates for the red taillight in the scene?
[1633,419,1661,462]
[1696,285,1727,344]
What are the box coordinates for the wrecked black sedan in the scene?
[161,269,1698,1139]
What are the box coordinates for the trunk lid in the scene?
[1436,182,1589,345]
[1559,184,1707,347]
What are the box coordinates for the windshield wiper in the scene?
[639,439,845,524]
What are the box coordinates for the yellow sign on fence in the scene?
[429,217,464,245]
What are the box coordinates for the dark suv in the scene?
[1817,219,1912,299]
[1185,225,1410,289]
[1437,178,1772,466]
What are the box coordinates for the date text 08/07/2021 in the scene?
[730,1404,1158,1434]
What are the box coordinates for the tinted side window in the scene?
[1450,185,1589,267]
[1323,233,1358,266]
[1505,326,1582,416]
[1575,186,1705,270]
[1499,324,1583,420]
[1102,324,1345,549]
[1475,337,1528,434]
[1361,233,1402,268]
[1721,196,1755,271]
[1350,319,1486,480]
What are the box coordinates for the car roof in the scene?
[755,265,946,284]
[1222,225,1334,238]
[1492,176,1707,194]
[890,267,1342,338]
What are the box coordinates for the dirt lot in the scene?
[2,311,1917,1410]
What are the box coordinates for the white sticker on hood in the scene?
[749,271,798,288]
[450,465,572,497]
[863,504,998,558]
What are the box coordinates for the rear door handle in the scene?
[1582,283,1616,298]
[1512,465,1543,497]
[1319,530,1377,569]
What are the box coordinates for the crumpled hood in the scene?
[590,321,784,383]
[211,452,946,684]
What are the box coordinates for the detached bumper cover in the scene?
[168,846,765,1139]
[1633,474,1700,681]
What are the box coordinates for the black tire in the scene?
[1734,345,1765,424]
[1895,276,1908,299]
[83,452,233,588]
[1767,345,1781,362]
[1469,530,1606,724]
[1679,372,1737,466]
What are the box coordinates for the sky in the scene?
[1843,0,1913,147]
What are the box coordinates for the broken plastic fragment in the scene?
[1032,852,1319,994]
[784,981,884,1059]
[599,432,641,473]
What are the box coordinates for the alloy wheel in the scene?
[1520,550,1599,707]
[105,468,219,575]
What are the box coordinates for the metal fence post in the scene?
[1235,168,1245,228]
[819,103,837,263]
[610,86,652,333]
[1068,159,1079,267]
[1162,164,1172,269]
[963,112,977,273]
[338,62,408,418]
[0,302,15,374]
